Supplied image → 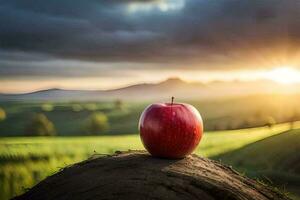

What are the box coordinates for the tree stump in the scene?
[13,150,289,200]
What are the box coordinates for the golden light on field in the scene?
[263,67,300,84]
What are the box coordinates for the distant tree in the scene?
[85,103,98,111]
[289,111,299,129]
[240,119,250,129]
[213,124,219,131]
[41,103,54,112]
[72,104,83,112]
[26,113,56,136]
[226,120,239,130]
[213,122,226,131]
[0,107,6,121]
[265,116,276,128]
[84,112,109,135]
[114,99,124,110]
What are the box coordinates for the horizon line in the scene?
[0,77,293,95]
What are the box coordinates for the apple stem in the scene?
[171,96,174,105]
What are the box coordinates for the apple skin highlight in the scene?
[139,102,203,159]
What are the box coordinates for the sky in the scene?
[0,0,300,93]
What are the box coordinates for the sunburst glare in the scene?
[263,67,300,84]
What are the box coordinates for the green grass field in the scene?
[1,122,299,200]
[1,96,300,199]
[1,94,300,136]
[216,127,300,199]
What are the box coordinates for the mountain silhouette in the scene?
[0,78,299,101]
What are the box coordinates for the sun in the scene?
[263,67,300,84]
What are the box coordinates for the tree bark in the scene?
[13,150,289,200]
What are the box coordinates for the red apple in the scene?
[139,98,203,158]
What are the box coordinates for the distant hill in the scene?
[1,78,300,101]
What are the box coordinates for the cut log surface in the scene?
[13,150,289,200]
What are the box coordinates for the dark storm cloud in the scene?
[0,59,146,78]
[0,0,300,77]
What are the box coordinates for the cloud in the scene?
[0,0,300,78]
[0,56,172,78]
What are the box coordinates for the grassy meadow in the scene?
[216,128,300,200]
[1,122,300,199]
[1,94,300,136]
[0,95,300,199]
